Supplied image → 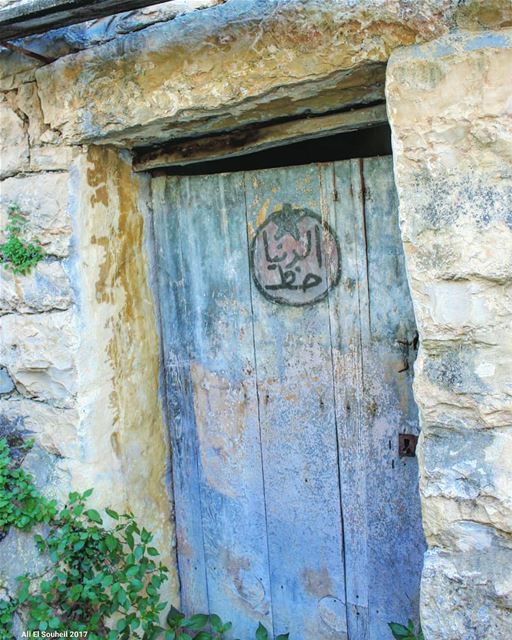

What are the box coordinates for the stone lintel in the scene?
[33,0,477,148]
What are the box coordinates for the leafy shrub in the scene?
[0,202,44,275]
[3,435,413,640]
[0,437,288,639]
[0,438,57,534]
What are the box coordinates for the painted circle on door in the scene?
[250,204,341,306]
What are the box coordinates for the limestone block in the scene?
[421,541,512,640]
[0,172,71,257]
[0,527,49,593]
[414,343,512,430]
[35,0,465,146]
[0,98,29,178]
[414,335,512,416]
[0,445,60,593]
[456,0,512,30]
[85,0,225,40]
[403,224,512,285]
[0,259,73,314]
[419,428,512,541]
[412,280,512,344]
[0,310,78,407]
[0,367,14,394]
[29,145,76,172]
[387,28,512,639]
[0,396,78,458]
[15,81,45,145]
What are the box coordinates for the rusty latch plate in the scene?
[398,434,418,457]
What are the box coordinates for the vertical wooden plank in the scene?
[152,176,209,614]
[173,173,273,637]
[325,159,371,640]
[153,157,423,640]
[244,165,348,640]
[361,156,425,638]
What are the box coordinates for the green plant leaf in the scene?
[49,617,60,630]
[209,614,223,633]
[85,509,103,525]
[389,622,412,639]
[255,622,269,640]
[182,613,209,630]
[105,534,117,552]
[166,606,185,628]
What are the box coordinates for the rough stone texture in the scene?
[0,310,78,407]
[1,0,511,634]
[386,28,512,640]
[15,81,45,146]
[0,367,14,394]
[0,396,79,459]
[0,97,29,177]
[29,144,76,171]
[68,147,179,602]
[0,35,178,618]
[33,0,462,147]
[0,259,73,315]
[0,2,223,91]
[33,0,512,148]
[0,172,72,257]
[0,445,59,595]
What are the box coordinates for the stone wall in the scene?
[386,28,512,640]
[0,61,179,612]
[31,0,512,148]
[1,1,512,638]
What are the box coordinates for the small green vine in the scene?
[0,438,288,640]
[0,203,44,275]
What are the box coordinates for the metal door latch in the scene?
[399,434,418,457]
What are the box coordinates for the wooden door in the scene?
[152,157,425,640]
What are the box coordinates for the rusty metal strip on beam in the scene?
[0,0,173,41]
[133,104,389,172]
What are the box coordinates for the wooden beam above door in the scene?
[133,104,388,172]
[0,0,171,41]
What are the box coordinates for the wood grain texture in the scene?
[0,0,170,40]
[154,173,273,635]
[152,156,424,639]
[244,165,348,640]
[325,159,371,639]
[360,157,424,638]
[134,105,387,171]
[152,175,210,614]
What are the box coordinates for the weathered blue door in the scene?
[152,156,425,640]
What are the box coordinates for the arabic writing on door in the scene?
[251,204,340,306]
